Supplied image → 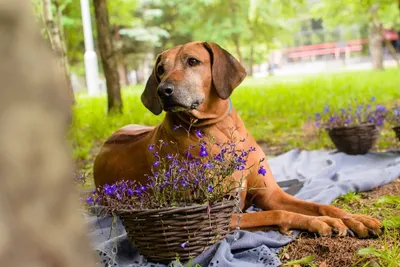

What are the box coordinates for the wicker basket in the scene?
[393,126,400,141]
[327,123,380,155]
[116,199,237,263]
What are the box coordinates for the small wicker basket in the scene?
[116,199,237,263]
[393,126,400,141]
[327,123,380,155]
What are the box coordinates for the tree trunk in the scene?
[232,35,243,63]
[0,0,96,266]
[42,0,75,105]
[368,21,384,70]
[248,44,254,76]
[94,0,123,114]
[113,25,129,86]
[229,0,243,63]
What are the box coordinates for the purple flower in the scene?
[140,186,146,191]
[116,193,122,200]
[329,117,335,123]
[172,125,182,131]
[371,96,376,102]
[249,146,256,152]
[153,161,160,167]
[127,189,134,195]
[376,105,387,112]
[199,146,208,157]
[258,166,267,176]
[185,151,192,159]
[203,162,214,169]
[207,185,213,192]
[180,180,187,188]
[104,184,116,195]
[166,154,173,160]
[148,144,155,151]
[195,129,203,138]
[323,105,330,114]
[181,241,188,248]
[86,196,94,205]
[236,165,245,170]
[214,154,224,162]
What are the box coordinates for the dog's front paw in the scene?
[307,216,348,237]
[342,214,383,238]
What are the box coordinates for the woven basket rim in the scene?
[98,198,238,214]
[325,122,377,131]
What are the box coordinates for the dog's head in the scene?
[141,42,246,115]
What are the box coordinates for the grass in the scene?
[70,68,400,163]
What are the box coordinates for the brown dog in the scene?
[93,42,382,238]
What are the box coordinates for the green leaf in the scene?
[284,254,316,266]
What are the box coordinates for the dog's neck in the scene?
[171,98,232,128]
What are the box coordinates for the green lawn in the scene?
[70,68,400,162]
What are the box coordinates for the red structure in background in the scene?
[283,30,399,60]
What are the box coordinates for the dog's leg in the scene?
[246,151,382,238]
[230,210,348,236]
[259,189,382,238]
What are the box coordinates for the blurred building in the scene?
[280,1,399,65]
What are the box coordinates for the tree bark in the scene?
[232,35,243,63]
[368,21,384,70]
[0,0,96,266]
[93,0,123,114]
[368,5,384,70]
[229,0,243,63]
[42,0,75,104]
[113,25,129,86]
[248,44,254,76]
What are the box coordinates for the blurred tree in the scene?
[93,0,123,114]
[139,0,304,75]
[40,0,75,104]
[312,0,400,70]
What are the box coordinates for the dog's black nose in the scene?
[157,83,174,98]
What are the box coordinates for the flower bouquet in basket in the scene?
[87,129,262,263]
[387,104,400,141]
[313,97,388,155]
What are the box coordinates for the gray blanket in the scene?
[87,149,400,267]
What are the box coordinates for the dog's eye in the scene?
[188,58,200,66]
[157,65,165,76]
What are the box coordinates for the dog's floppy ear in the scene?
[203,42,246,99]
[141,54,162,115]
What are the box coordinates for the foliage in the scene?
[123,0,305,61]
[312,0,400,31]
[312,97,389,129]
[86,129,264,210]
